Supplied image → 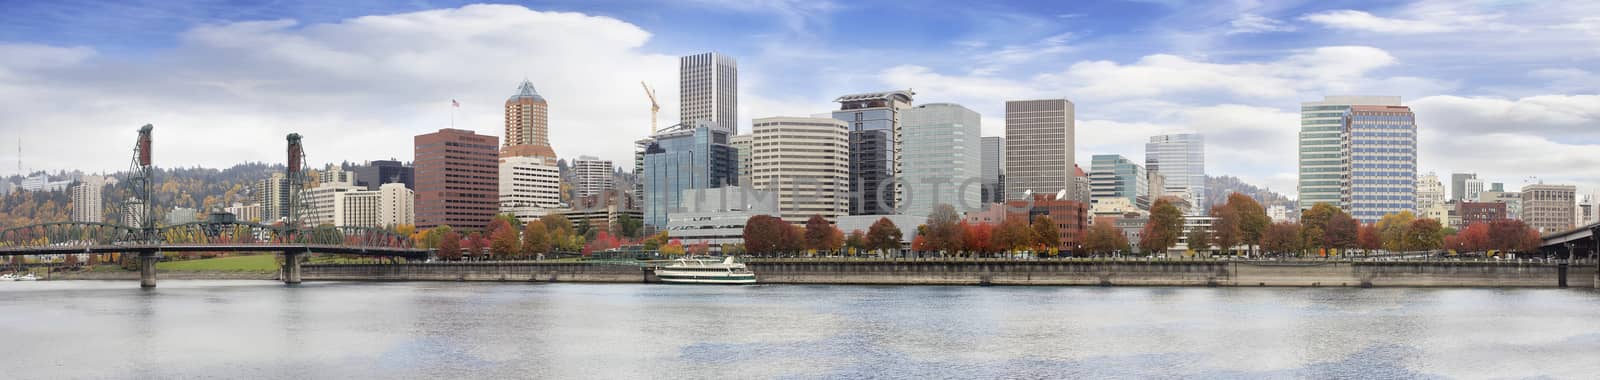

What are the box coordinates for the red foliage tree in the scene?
[962,222,993,256]
[437,231,462,261]
[1357,223,1382,253]
[742,215,790,256]
[466,232,488,260]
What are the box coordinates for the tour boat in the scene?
[654,256,757,284]
[15,273,37,281]
[0,273,14,281]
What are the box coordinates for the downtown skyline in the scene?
[1,1,1597,200]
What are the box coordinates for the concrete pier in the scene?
[282,251,302,285]
[138,251,158,288]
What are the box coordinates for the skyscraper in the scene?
[900,103,982,217]
[502,79,557,162]
[351,160,414,190]
[1004,99,1075,202]
[680,52,738,135]
[640,122,738,227]
[255,172,291,223]
[573,156,614,199]
[751,117,851,224]
[833,90,914,215]
[731,134,753,187]
[1450,173,1477,202]
[1090,155,1150,210]
[1298,95,1401,211]
[414,128,499,230]
[980,136,1005,204]
[498,155,563,222]
[1344,104,1418,223]
[1145,133,1205,214]
[69,175,105,223]
[1463,178,1484,202]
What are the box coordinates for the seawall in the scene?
[300,260,1598,288]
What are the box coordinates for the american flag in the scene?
[451,99,460,108]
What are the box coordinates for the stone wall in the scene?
[304,262,649,283]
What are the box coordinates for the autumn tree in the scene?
[1376,211,1417,252]
[1404,218,1445,252]
[962,222,993,257]
[1084,222,1131,256]
[1210,205,1240,255]
[1357,223,1382,254]
[1324,211,1360,255]
[865,217,904,255]
[845,229,867,255]
[1260,221,1303,255]
[782,224,806,254]
[923,204,965,254]
[1031,215,1059,251]
[1299,203,1340,251]
[1139,198,1185,255]
[521,221,550,257]
[437,230,462,261]
[1225,193,1270,255]
[991,218,1034,253]
[827,227,845,253]
[804,215,834,253]
[1487,219,1541,254]
[1185,227,1210,254]
[741,215,789,256]
[488,219,520,260]
[466,232,488,260]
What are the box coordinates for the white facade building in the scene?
[331,183,414,228]
[899,103,982,217]
[1145,133,1205,215]
[224,203,263,223]
[499,155,564,222]
[70,175,105,223]
[573,155,614,199]
[750,116,851,224]
[664,186,779,247]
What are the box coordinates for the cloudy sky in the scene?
[1,0,1597,199]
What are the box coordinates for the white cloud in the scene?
[1300,7,1514,34]
[1411,94,1600,139]
[1042,46,1408,99]
[0,4,682,175]
[1227,14,1295,35]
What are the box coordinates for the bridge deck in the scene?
[0,244,428,258]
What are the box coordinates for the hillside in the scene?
[1204,175,1296,211]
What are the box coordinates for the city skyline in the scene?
[1,1,1597,200]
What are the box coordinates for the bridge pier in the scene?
[283,251,302,285]
[138,251,158,288]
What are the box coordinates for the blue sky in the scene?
[1,0,1597,198]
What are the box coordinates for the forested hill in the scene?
[0,163,280,228]
[1205,175,1296,211]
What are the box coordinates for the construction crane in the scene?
[641,81,659,134]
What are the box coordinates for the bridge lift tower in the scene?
[122,125,161,287]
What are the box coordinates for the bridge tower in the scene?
[282,133,310,284]
[123,125,160,287]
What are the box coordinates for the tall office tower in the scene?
[750,117,851,224]
[502,79,558,162]
[1463,178,1485,202]
[1145,133,1205,214]
[1521,183,1576,233]
[1089,155,1150,210]
[1489,182,1505,193]
[69,175,105,223]
[1344,105,1418,223]
[498,155,564,222]
[833,90,914,215]
[1450,173,1477,202]
[573,156,614,199]
[254,172,291,223]
[680,52,738,135]
[731,134,753,188]
[1004,99,1075,201]
[1417,172,1448,221]
[981,136,1006,204]
[1298,95,1402,211]
[414,128,499,230]
[640,122,738,227]
[351,160,414,190]
[900,103,982,217]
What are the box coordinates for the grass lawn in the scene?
[156,254,278,272]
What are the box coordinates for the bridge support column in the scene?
[283,251,302,285]
[139,251,158,288]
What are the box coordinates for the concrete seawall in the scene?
[301,260,1597,288]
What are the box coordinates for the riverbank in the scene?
[299,259,1599,288]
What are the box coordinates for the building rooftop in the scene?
[834,90,914,103]
[507,79,546,103]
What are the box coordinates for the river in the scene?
[1,281,1597,379]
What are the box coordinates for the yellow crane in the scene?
[641,81,659,134]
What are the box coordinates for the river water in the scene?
[1,281,1597,379]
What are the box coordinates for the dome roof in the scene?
[507,78,546,102]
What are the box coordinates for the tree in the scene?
[1300,203,1340,251]
[1226,193,1270,254]
[826,227,845,253]
[782,224,806,254]
[659,240,685,256]
[1185,227,1210,254]
[1487,219,1541,254]
[64,254,79,267]
[991,218,1034,253]
[845,229,867,254]
[742,215,790,256]
[489,219,520,259]
[1210,205,1240,255]
[491,213,522,232]
[1084,222,1130,256]
[521,221,550,257]
[865,217,904,254]
[962,222,993,256]
[419,225,453,249]
[575,218,595,241]
[1376,211,1417,252]
[437,230,462,261]
[1260,221,1303,254]
[613,213,642,239]
[1405,218,1445,252]
[1140,198,1185,255]
[1031,215,1059,250]
[804,215,833,253]
[642,231,669,250]
[1324,212,1360,255]
[1357,223,1382,254]
[923,204,964,254]
[466,232,488,260]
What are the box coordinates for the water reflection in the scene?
[1,281,1596,378]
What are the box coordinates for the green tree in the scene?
[491,213,522,231]
[612,213,643,239]
[1405,218,1445,252]
[1377,211,1417,252]
[1300,203,1340,251]
[521,220,550,257]
[866,217,904,255]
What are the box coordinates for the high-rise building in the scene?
[640,122,738,228]
[980,136,1005,204]
[1462,178,1484,202]
[573,156,614,199]
[498,155,564,222]
[900,103,982,217]
[332,182,415,228]
[731,134,753,188]
[1450,173,1477,202]
[833,90,914,215]
[1344,105,1418,223]
[501,79,557,162]
[351,160,414,190]
[224,203,262,223]
[1417,172,1448,221]
[1004,99,1075,201]
[1298,95,1402,211]
[750,116,851,224]
[303,170,364,226]
[1090,155,1150,210]
[254,172,292,223]
[680,52,738,135]
[414,128,499,230]
[1145,133,1205,214]
[318,166,355,186]
[1521,183,1576,233]
[69,175,105,223]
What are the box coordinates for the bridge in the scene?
[0,125,427,287]
[1542,222,1600,259]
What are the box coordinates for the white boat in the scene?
[0,273,14,281]
[15,273,37,281]
[654,256,756,284]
